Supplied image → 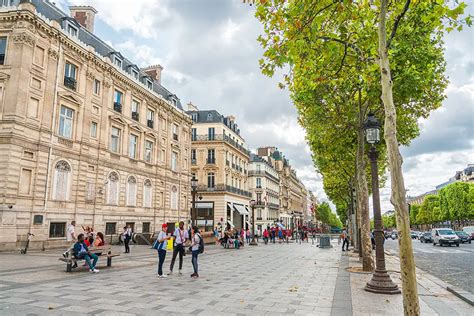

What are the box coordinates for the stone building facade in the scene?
[248,153,280,231]
[0,1,191,251]
[187,104,251,232]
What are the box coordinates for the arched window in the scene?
[171,186,178,210]
[53,160,71,201]
[126,176,137,206]
[143,179,152,208]
[107,171,119,205]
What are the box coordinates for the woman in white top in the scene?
[190,226,201,278]
[156,223,170,278]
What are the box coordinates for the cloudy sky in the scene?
[57,0,473,214]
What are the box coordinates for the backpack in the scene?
[198,233,204,254]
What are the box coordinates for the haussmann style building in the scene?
[187,103,251,232]
[0,0,192,251]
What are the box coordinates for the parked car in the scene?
[410,231,419,239]
[432,228,460,247]
[420,232,432,243]
[462,226,474,241]
[390,231,398,240]
[455,231,471,244]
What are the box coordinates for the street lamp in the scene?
[191,175,198,227]
[364,113,400,294]
[249,199,258,246]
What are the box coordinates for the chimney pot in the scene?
[69,6,97,33]
[142,65,164,85]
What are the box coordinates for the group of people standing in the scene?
[154,221,203,279]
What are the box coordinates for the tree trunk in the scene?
[378,1,420,315]
[356,117,375,271]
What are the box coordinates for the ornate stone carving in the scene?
[103,80,112,88]
[48,48,58,60]
[11,32,35,47]
[86,70,95,80]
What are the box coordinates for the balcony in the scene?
[191,135,197,141]
[173,133,179,141]
[147,120,154,128]
[255,201,265,208]
[132,111,139,121]
[193,134,250,156]
[196,183,251,198]
[207,158,216,164]
[113,102,122,113]
[64,76,76,90]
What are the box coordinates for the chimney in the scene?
[142,65,164,85]
[69,6,97,33]
[187,102,198,111]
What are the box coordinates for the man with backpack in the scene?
[153,223,171,278]
[190,225,204,278]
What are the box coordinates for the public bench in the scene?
[58,245,119,272]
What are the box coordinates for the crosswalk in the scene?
[413,246,474,254]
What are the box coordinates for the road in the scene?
[384,237,474,294]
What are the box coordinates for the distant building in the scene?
[187,105,251,231]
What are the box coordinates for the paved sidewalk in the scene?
[0,241,472,315]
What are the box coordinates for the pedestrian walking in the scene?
[256,228,261,243]
[63,220,76,259]
[190,226,202,278]
[246,229,251,244]
[154,223,171,278]
[168,221,188,275]
[122,225,132,253]
[278,228,283,243]
[341,228,349,251]
[263,228,269,244]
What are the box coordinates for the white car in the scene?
[431,228,460,247]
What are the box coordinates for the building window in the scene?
[66,23,78,37]
[208,127,215,140]
[19,168,32,195]
[171,152,178,171]
[207,149,215,164]
[191,113,197,122]
[110,127,121,153]
[131,100,139,121]
[161,149,166,163]
[105,222,116,235]
[113,90,123,112]
[143,179,152,208]
[0,37,5,65]
[256,193,262,203]
[93,79,101,95]
[206,113,213,121]
[64,62,77,90]
[146,79,153,89]
[114,56,122,68]
[49,222,66,238]
[146,109,154,128]
[131,68,139,79]
[256,178,262,188]
[172,124,179,141]
[142,222,151,233]
[207,173,215,189]
[90,121,97,138]
[191,128,197,141]
[126,176,137,206]
[145,140,153,163]
[171,186,178,210]
[107,171,119,205]
[129,134,138,159]
[191,149,196,164]
[53,160,71,201]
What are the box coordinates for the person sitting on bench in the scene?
[74,234,100,273]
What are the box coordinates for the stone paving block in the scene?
[60,294,92,301]
[27,301,65,310]
[0,297,35,304]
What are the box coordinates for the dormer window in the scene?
[66,23,78,38]
[206,113,213,121]
[131,68,139,80]
[114,56,122,68]
[1,0,13,6]
[191,113,198,122]
[146,79,153,89]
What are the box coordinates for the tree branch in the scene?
[387,0,411,49]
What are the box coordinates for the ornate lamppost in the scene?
[364,113,400,294]
[249,199,258,246]
[191,175,198,227]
